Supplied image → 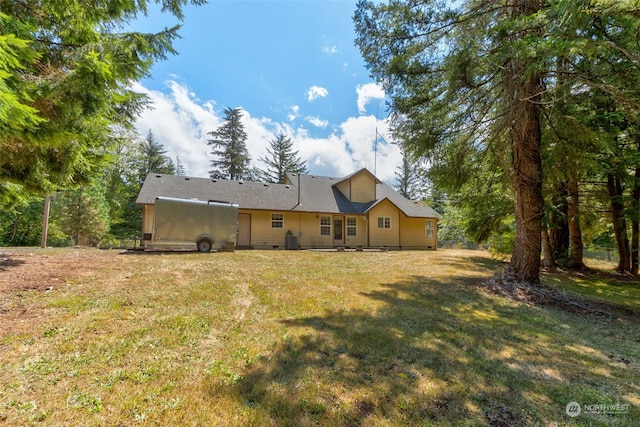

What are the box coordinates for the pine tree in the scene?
[207,108,251,180]
[53,181,110,246]
[137,130,176,182]
[257,133,308,183]
[0,0,205,205]
[394,145,428,200]
[175,156,186,176]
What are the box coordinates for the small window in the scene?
[426,220,434,238]
[320,216,331,236]
[377,217,391,229]
[271,213,284,228]
[346,217,357,236]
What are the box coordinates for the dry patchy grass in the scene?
[0,248,638,426]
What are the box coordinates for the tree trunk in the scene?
[607,173,631,273]
[541,227,555,269]
[506,0,544,284]
[632,158,640,276]
[548,182,570,263]
[566,175,584,268]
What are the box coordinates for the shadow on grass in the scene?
[0,255,26,272]
[221,274,639,426]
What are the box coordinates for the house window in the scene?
[377,217,391,229]
[320,216,331,236]
[346,217,357,236]
[271,213,284,228]
[426,220,434,238]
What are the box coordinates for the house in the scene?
[135,168,439,250]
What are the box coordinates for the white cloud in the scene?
[305,116,329,129]
[131,81,220,178]
[306,85,329,101]
[323,45,338,55]
[133,80,399,183]
[356,82,385,115]
[287,105,300,121]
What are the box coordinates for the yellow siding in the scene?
[400,216,437,249]
[243,210,289,248]
[350,172,376,203]
[241,210,369,248]
[344,215,367,247]
[368,200,401,247]
[335,180,350,200]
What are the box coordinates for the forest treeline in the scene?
[355,0,640,279]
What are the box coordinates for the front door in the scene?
[237,213,251,247]
[333,216,344,245]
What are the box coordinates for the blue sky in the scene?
[132,0,398,181]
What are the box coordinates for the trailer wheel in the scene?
[197,239,213,253]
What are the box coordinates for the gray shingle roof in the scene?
[136,171,438,218]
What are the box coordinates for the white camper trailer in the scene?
[146,196,239,252]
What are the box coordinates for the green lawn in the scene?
[0,248,638,426]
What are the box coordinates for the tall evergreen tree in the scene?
[207,108,251,180]
[53,180,110,246]
[257,133,308,183]
[175,156,186,176]
[0,0,205,206]
[138,130,176,182]
[394,145,428,200]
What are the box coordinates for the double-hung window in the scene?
[320,216,331,236]
[346,217,357,236]
[425,220,434,238]
[271,213,284,228]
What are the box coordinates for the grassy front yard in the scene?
[0,248,638,426]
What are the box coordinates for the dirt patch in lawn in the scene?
[0,248,122,335]
[0,249,120,296]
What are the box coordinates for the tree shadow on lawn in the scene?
[0,254,26,272]
[226,275,638,426]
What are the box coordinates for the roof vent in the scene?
[285,185,291,189]
[263,183,269,187]
[238,181,244,185]
[311,175,316,178]
[155,174,162,178]
[211,179,217,183]
[184,177,190,181]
